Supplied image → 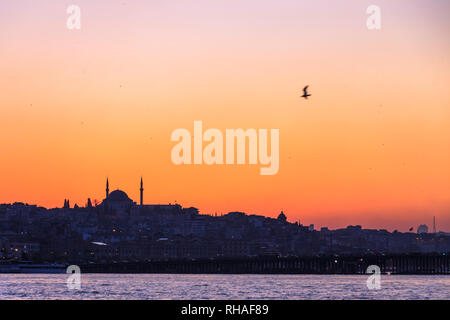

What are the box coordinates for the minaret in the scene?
[433,216,436,234]
[140,177,144,206]
[106,178,109,199]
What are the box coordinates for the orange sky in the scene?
[0,0,449,231]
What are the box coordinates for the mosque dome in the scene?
[107,190,132,202]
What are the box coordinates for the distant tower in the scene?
[140,177,144,206]
[106,178,110,199]
[433,216,436,233]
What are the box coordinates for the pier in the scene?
[79,253,450,274]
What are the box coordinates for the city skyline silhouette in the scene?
[1,0,449,232]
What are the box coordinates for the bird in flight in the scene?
[301,85,311,100]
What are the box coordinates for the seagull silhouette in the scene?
[301,85,311,100]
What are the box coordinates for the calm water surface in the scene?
[0,274,448,300]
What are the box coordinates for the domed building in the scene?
[98,177,188,218]
[105,190,133,208]
[277,211,287,222]
[100,178,143,216]
[417,224,429,234]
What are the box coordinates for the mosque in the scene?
[100,177,182,217]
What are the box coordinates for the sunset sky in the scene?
[0,0,449,231]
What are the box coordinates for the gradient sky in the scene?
[0,0,449,231]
